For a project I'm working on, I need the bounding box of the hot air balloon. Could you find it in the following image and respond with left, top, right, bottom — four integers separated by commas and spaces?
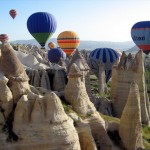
131, 21, 150, 55
48, 47, 66, 63
0, 34, 8, 43
27, 12, 57, 48
48, 42, 56, 49
57, 31, 80, 56
88, 48, 119, 82
9, 9, 17, 19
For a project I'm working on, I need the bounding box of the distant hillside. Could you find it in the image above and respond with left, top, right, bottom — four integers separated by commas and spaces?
125, 45, 139, 54
10, 38, 135, 51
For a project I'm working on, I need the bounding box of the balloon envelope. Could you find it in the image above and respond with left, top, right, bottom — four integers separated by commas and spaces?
131, 21, 150, 55
48, 48, 66, 63
0, 34, 8, 42
88, 48, 119, 82
9, 9, 17, 19
57, 31, 80, 56
27, 12, 57, 48
48, 42, 56, 49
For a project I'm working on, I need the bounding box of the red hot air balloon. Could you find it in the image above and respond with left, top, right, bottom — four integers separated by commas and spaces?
0, 34, 8, 43
131, 21, 150, 55
9, 9, 17, 19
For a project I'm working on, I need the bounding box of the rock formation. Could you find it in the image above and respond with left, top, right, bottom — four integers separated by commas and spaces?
76, 121, 97, 150
65, 63, 115, 149
111, 50, 150, 125
46, 66, 67, 91
0, 41, 148, 149
0, 92, 81, 150
119, 82, 144, 150
65, 63, 96, 115
0, 73, 13, 119
53, 69, 66, 91
67, 49, 90, 83
39, 69, 51, 90
98, 62, 107, 94
98, 97, 112, 116
0, 42, 30, 103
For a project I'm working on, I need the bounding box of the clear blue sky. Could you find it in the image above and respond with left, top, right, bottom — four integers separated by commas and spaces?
0, 0, 150, 42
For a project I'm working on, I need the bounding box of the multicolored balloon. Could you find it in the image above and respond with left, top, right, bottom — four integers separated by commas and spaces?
48, 42, 56, 49
57, 31, 80, 56
48, 47, 66, 63
88, 48, 119, 82
27, 12, 57, 48
131, 21, 150, 55
0, 34, 9, 43
9, 9, 17, 19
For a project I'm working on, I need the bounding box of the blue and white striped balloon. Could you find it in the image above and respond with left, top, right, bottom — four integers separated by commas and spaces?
88, 48, 119, 82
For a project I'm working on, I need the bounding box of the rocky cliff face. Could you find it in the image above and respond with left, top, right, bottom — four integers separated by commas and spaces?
10, 92, 81, 150
111, 50, 150, 125
0, 42, 30, 103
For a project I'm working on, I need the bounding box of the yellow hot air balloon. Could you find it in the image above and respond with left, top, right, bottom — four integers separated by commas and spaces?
48, 42, 56, 49
57, 31, 80, 56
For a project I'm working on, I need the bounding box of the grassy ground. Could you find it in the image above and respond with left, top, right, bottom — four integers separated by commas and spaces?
101, 114, 150, 149
62, 98, 150, 149
90, 74, 150, 149
142, 125, 150, 149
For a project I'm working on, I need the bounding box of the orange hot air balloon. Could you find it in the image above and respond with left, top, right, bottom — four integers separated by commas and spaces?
48, 42, 56, 49
0, 34, 8, 43
57, 31, 80, 56
9, 9, 17, 19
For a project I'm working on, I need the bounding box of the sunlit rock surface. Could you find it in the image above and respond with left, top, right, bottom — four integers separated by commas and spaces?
119, 82, 144, 150
111, 50, 150, 125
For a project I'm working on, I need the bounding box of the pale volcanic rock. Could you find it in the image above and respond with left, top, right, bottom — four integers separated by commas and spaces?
98, 97, 112, 116
85, 113, 115, 150
134, 50, 150, 125
0, 43, 27, 78
67, 49, 90, 83
119, 82, 144, 150
0, 73, 13, 119
40, 69, 51, 90
67, 49, 85, 72
14, 95, 33, 124
43, 92, 69, 123
0, 42, 30, 103
65, 63, 96, 115
111, 50, 150, 125
58, 57, 67, 71
14, 51, 39, 69
53, 70, 67, 91
12, 92, 81, 150
65, 63, 115, 149
98, 62, 107, 94
76, 121, 97, 150
32, 70, 41, 87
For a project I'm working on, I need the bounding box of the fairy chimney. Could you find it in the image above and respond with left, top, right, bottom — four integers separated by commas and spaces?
111, 50, 150, 125
65, 63, 96, 115
119, 82, 144, 150
0, 42, 30, 103
67, 49, 89, 82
